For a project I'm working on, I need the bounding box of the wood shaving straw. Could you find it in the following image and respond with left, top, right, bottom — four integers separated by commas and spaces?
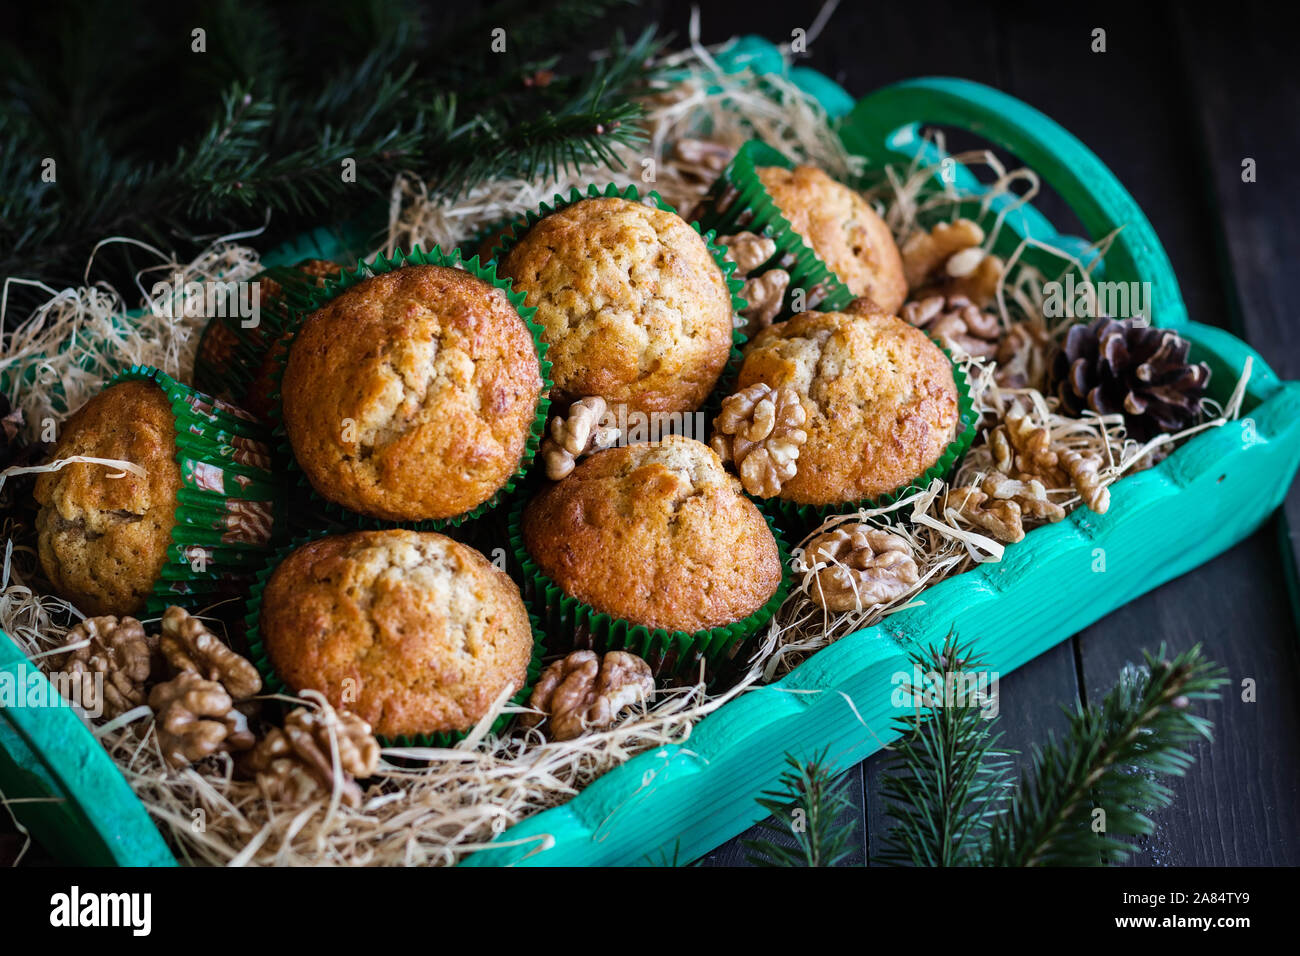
0, 30, 1252, 865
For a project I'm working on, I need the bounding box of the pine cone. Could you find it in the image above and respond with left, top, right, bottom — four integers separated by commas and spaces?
1050, 318, 1210, 440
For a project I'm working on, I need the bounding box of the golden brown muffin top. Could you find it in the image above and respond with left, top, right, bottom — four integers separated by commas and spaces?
499, 197, 734, 414
34, 380, 182, 615
757, 165, 908, 315
522, 436, 782, 633
281, 265, 543, 521
259, 530, 534, 739
737, 304, 959, 505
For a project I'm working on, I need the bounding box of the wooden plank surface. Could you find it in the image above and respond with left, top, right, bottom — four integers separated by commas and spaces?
3, 1, 1296, 869
684, 0, 1300, 867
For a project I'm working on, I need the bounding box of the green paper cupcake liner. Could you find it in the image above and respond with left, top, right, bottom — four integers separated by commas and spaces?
508, 494, 793, 684
754, 337, 979, 531
486, 182, 751, 423
693, 139, 858, 320
268, 244, 553, 532
106, 366, 283, 615
242, 531, 547, 749
191, 263, 339, 416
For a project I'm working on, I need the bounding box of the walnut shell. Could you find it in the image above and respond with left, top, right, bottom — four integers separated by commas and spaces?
160, 605, 262, 700
523, 650, 655, 741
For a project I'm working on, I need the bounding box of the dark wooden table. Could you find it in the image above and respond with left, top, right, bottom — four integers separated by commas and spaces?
685, 0, 1300, 866
3, 0, 1297, 868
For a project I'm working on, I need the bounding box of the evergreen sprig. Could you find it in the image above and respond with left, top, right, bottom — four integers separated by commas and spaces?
0, 0, 662, 297
742, 748, 858, 867
870, 638, 1224, 867
981, 645, 1226, 866
874, 632, 1014, 866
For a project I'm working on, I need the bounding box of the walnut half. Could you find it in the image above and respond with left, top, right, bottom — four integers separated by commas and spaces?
242, 706, 380, 808
711, 383, 808, 497
541, 396, 621, 480
991, 402, 1110, 514
804, 524, 920, 611
54, 615, 161, 719
160, 605, 262, 700
902, 294, 1000, 360
949, 471, 1067, 544
900, 217, 1004, 307
523, 650, 655, 741
149, 672, 255, 768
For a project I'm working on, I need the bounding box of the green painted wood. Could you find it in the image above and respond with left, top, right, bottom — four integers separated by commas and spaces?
462, 76, 1300, 866
464, 352, 1300, 866
838, 77, 1189, 330
0, 638, 176, 866
3, 40, 1298, 869
0, 34, 856, 869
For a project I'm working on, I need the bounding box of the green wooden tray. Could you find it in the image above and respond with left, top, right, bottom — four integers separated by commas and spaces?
2, 36, 1298, 868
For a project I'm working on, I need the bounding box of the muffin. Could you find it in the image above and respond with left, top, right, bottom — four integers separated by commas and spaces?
756, 165, 907, 314
35, 380, 182, 616
35, 370, 279, 615
521, 436, 781, 634
257, 530, 535, 739
734, 302, 960, 506
193, 258, 341, 416
281, 263, 544, 522
498, 196, 734, 414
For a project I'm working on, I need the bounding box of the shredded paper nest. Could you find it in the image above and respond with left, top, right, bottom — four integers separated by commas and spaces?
0, 29, 1248, 866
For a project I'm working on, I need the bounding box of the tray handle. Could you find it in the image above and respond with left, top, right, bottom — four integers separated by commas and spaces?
838, 77, 1190, 329
0, 633, 175, 866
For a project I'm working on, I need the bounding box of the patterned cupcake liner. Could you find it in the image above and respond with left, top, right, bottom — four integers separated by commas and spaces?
191, 263, 337, 413
268, 245, 553, 531
486, 182, 751, 422
508, 494, 793, 684
242, 531, 546, 749
755, 337, 979, 532
693, 139, 858, 320
106, 366, 283, 614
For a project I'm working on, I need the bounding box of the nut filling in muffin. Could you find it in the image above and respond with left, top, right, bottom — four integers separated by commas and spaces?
733, 303, 960, 506
757, 165, 908, 315
35, 380, 183, 616
258, 530, 535, 740
281, 264, 544, 522
499, 196, 734, 415
522, 436, 782, 634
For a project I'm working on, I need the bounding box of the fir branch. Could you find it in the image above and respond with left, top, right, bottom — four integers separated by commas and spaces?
873, 632, 1013, 867
981, 645, 1226, 867
0, 0, 661, 295
415, 26, 663, 198
743, 749, 857, 867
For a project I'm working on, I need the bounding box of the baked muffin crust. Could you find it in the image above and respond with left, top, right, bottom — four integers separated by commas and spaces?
35, 380, 182, 615
281, 264, 543, 521
737, 304, 959, 505
260, 530, 534, 739
522, 436, 781, 633
757, 165, 907, 314
499, 197, 734, 414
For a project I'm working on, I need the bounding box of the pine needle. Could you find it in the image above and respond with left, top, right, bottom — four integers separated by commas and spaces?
981, 644, 1226, 867
873, 632, 1013, 866
743, 749, 858, 867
